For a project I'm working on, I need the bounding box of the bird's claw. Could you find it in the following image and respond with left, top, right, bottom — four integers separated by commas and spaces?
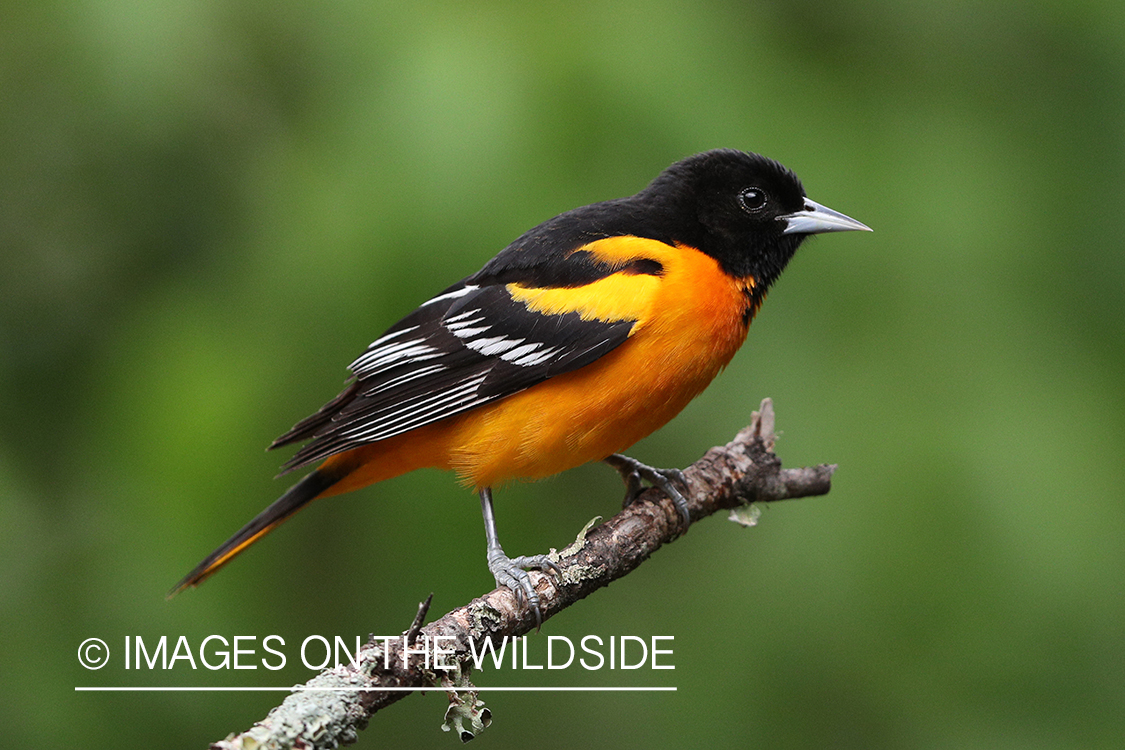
618, 469, 647, 505
486, 549, 559, 628
604, 454, 691, 528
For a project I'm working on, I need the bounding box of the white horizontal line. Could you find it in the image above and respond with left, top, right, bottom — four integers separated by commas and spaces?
75, 686, 676, 692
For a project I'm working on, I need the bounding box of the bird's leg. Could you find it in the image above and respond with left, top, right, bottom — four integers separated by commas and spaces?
479, 487, 560, 628
603, 453, 691, 527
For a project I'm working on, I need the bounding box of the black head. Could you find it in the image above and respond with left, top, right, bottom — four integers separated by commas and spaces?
476, 149, 868, 293
638, 149, 869, 290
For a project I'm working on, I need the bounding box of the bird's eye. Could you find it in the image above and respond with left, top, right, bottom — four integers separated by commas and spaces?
739, 187, 767, 212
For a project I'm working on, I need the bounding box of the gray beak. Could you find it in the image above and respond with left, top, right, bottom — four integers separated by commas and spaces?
781, 198, 871, 235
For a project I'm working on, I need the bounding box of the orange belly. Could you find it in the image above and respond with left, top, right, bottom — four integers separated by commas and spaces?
320, 246, 753, 495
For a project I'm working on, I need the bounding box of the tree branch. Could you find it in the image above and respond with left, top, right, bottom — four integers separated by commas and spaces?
209, 398, 835, 749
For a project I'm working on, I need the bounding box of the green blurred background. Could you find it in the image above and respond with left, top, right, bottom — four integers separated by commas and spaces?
3, 0, 1124, 747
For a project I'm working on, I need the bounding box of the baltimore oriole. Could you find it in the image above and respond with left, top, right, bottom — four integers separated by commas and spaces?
171, 149, 869, 622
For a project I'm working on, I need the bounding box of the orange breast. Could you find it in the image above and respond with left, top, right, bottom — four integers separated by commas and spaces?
320, 242, 754, 496
445, 244, 752, 487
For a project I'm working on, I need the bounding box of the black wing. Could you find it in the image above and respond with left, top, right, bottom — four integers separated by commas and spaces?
271, 277, 637, 471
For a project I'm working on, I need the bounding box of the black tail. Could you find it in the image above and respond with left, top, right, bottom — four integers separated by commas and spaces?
168, 470, 338, 597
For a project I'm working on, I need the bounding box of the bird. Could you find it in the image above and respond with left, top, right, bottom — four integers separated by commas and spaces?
170, 148, 870, 623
